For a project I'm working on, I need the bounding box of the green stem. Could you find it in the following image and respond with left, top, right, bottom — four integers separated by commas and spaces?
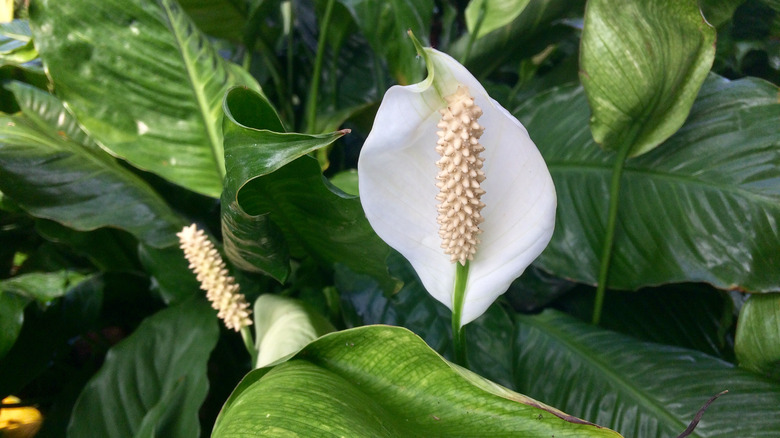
451, 261, 470, 367
461, 2, 486, 64
304, 0, 335, 134
240, 325, 258, 367
592, 141, 632, 325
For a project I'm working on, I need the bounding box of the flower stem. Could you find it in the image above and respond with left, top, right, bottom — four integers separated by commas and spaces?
461, 1, 486, 64
304, 0, 335, 134
592, 141, 632, 325
452, 261, 470, 367
240, 325, 258, 367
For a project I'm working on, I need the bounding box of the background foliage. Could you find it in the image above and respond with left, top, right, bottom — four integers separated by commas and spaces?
0, 0, 778, 437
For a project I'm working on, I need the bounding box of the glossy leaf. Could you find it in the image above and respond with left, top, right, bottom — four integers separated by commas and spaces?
212, 325, 621, 437
337, 0, 433, 85
221, 87, 396, 293
514, 76, 780, 292
0, 83, 184, 248
0, 270, 85, 305
735, 293, 780, 379
68, 299, 219, 438
29, 0, 260, 197
699, 0, 745, 28
465, 0, 531, 39
514, 310, 780, 437
252, 294, 334, 368
580, 0, 716, 156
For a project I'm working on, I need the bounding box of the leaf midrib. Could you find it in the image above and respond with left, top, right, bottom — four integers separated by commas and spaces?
158, 0, 224, 178
547, 161, 780, 205
520, 313, 695, 437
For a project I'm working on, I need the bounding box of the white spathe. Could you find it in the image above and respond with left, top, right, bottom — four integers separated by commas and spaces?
358, 48, 556, 326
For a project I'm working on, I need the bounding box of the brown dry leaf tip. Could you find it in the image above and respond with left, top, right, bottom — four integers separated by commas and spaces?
177, 224, 252, 331
435, 85, 486, 266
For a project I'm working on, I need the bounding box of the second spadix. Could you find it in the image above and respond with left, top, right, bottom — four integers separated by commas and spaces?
358, 45, 556, 327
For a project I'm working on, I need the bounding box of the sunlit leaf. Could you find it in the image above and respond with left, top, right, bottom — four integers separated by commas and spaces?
735, 293, 780, 380
212, 325, 621, 437
581, 0, 716, 155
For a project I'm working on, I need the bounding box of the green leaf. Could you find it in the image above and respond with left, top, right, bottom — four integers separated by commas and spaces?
580, 0, 716, 156
68, 299, 219, 438
0, 290, 26, 359
29, 0, 260, 198
212, 325, 621, 437
0, 20, 37, 65
222, 87, 397, 293
514, 310, 780, 437
735, 293, 780, 380
0, 270, 85, 305
514, 76, 780, 292
465, 0, 531, 39
0, 83, 184, 248
252, 294, 334, 368
337, 0, 433, 85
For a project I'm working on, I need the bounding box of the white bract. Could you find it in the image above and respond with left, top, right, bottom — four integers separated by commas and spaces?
358, 48, 556, 326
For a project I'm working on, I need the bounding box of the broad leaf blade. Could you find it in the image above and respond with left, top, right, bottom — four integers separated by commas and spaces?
514, 76, 780, 292
29, 0, 260, 197
222, 87, 396, 292
0, 84, 183, 248
515, 310, 780, 437
213, 325, 621, 437
580, 0, 716, 156
68, 299, 219, 438
735, 293, 780, 379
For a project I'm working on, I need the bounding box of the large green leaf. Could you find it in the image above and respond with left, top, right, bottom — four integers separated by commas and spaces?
514, 310, 780, 437
221, 87, 396, 292
735, 293, 780, 379
580, 0, 716, 156
0, 82, 184, 248
337, 0, 433, 85
212, 325, 621, 437
68, 299, 219, 438
29, 0, 260, 198
465, 0, 531, 39
514, 76, 780, 292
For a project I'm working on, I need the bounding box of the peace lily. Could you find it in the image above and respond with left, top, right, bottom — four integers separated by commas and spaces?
358, 42, 556, 334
